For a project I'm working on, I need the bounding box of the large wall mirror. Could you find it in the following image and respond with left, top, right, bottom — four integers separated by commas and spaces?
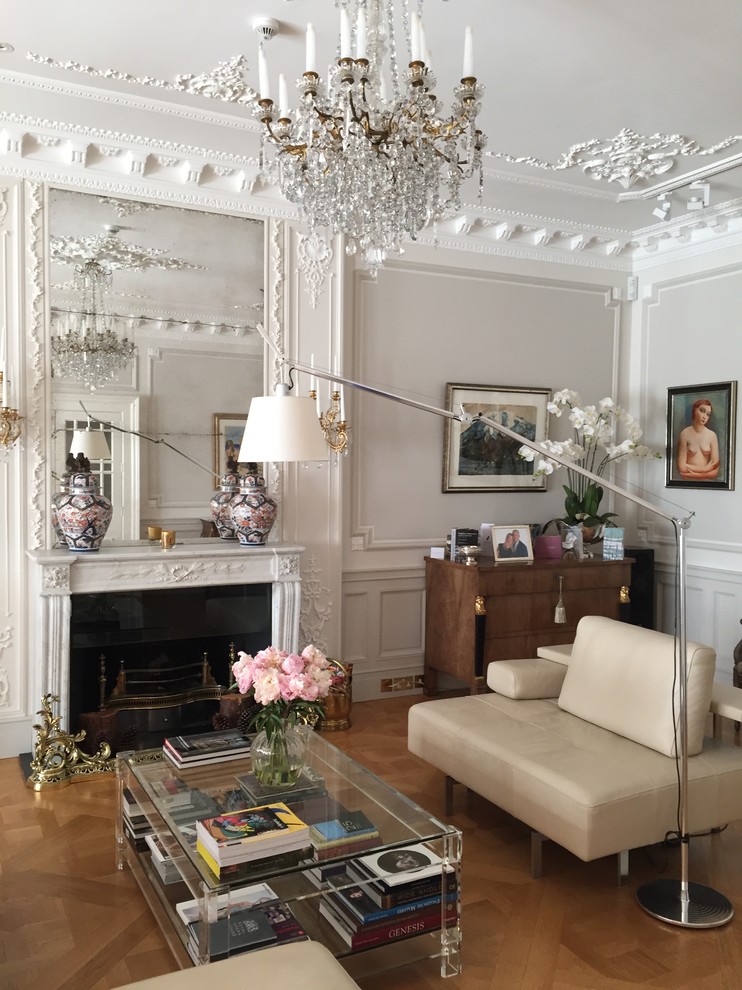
48, 188, 266, 545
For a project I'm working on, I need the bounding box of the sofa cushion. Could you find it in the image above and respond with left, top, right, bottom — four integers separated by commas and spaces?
557, 616, 715, 758
487, 658, 568, 699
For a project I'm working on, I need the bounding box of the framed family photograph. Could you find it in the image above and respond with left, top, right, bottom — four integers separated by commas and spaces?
666, 382, 737, 490
442, 383, 550, 493
491, 524, 534, 562
212, 412, 260, 478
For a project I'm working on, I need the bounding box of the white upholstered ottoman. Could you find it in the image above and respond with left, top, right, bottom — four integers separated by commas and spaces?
115, 941, 360, 989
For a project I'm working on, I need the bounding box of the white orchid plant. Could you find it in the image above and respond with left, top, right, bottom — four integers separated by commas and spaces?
519, 389, 661, 527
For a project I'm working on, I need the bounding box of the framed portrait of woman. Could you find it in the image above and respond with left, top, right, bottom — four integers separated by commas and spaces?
666, 382, 737, 490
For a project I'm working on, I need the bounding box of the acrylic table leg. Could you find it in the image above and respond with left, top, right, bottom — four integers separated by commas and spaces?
115, 752, 129, 870
440, 828, 462, 977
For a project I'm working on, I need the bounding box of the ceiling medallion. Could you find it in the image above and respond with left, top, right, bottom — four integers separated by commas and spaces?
489, 127, 742, 190
26, 52, 258, 106
50, 227, 205, 272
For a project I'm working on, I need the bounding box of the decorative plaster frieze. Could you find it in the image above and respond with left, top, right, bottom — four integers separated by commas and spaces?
297, 231, 333, 309
50, 230, 205, 272
97, 196, 162, 217
0, 665, 8, 706
26, 52, 259, 108
300, 555, 331, 654
0, 625, 10, 656
27, 182, 46, 551
489, 128, 742, 190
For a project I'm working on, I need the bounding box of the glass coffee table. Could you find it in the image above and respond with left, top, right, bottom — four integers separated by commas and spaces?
117, 730, 461, 977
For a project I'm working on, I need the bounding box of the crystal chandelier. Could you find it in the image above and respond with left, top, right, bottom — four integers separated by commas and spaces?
255, 1, 486, 270
51, 259, 136, 391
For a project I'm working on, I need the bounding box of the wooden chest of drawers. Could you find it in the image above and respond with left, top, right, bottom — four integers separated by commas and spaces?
423, 555, 633, 694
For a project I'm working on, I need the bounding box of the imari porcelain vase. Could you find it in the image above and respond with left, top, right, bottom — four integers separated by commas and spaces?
50, 474, 71, 547
209, 472, 240, 540
54, 472, 113, 552
230, 474, 278, 546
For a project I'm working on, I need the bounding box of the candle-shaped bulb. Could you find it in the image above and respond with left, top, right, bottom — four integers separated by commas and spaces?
278, 73, 289, 116
258, 46, 271, 100
463, 25, 474, 77
410, 12, 421, 62
418, 18, 428, 65
356, 7, 367, 59
339, 386, 346, 422
306, 23, 316, 73
340, 8, 351, 58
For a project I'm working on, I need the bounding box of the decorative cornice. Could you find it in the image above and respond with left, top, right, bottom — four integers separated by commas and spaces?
26, 52, 259, 108
488, 128, 742, 190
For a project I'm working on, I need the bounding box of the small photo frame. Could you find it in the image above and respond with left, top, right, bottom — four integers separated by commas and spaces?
492, 525, 533, 562
666, 382, 737, 490
212, 412, 260, 478
442, 383, 550, 493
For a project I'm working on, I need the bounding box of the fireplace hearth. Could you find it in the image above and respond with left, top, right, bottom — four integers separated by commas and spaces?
28, 541, 304, 747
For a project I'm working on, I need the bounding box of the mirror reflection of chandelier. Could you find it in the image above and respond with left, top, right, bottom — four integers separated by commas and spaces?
256, 0, 486, 271
51, 259, 136, 391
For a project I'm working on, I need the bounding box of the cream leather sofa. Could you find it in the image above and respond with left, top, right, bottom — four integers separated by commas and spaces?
115, 941, 360, 989
408, 615, 742, 878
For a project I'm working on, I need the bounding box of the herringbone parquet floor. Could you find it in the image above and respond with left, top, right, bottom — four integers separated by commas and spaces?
1, 696, 741, 990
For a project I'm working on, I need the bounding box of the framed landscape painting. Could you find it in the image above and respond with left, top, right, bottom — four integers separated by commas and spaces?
212, 412, 260, 477
442, 383, 550, 492
665, 382, 736, 490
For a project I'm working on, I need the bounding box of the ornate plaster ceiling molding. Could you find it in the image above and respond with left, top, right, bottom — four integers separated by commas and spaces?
26, 52, 259, 107
488, 128, 742, 190
97, 196, 162, 218
50, 229, 205, 271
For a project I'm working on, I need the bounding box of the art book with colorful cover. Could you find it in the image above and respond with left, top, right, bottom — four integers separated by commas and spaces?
196, 803, 311, 874
353, 843, 445, 887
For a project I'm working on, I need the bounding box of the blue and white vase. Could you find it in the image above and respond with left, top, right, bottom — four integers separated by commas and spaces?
55, 472, 113, 552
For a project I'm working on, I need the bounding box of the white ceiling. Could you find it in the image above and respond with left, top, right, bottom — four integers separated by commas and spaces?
3, 0, 742, 244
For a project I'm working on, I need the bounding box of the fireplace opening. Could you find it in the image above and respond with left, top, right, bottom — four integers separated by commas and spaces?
69, 582, 271, 751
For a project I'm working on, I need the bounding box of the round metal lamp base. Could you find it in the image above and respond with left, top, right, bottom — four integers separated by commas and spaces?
637, 879, 734, 928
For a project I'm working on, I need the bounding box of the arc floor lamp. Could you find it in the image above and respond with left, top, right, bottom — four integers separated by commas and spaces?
245, 335, 733, 929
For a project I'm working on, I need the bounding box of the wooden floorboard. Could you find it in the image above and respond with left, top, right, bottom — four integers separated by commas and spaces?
1, 696, 741, 989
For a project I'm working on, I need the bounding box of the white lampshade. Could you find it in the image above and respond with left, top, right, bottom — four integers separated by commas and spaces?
239, 389, 328, 462
69, 429, 111, 460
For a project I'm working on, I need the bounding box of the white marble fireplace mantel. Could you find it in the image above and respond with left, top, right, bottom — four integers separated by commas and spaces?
27, 540, 304, 725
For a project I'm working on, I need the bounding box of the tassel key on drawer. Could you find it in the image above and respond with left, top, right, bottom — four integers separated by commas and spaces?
554, 575, 567, 624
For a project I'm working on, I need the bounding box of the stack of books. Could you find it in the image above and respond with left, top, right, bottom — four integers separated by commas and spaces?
309, 806, 380, 861
319, 843, 457, 951
235, 765, 326, 806
163, 729, 252, 769
195, 802, 311, 878
145, 832, 182, 885
177, 881, 308, 964
122, 787, 153, 851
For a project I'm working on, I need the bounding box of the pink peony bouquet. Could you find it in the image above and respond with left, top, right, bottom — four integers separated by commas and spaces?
231, 644, 332, 738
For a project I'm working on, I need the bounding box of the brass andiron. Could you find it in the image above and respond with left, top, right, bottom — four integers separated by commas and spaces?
26, 693, 114, 790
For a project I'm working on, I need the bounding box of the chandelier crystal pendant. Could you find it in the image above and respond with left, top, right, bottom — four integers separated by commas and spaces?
51, 259, 136, 391
255, 1, 486, 271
